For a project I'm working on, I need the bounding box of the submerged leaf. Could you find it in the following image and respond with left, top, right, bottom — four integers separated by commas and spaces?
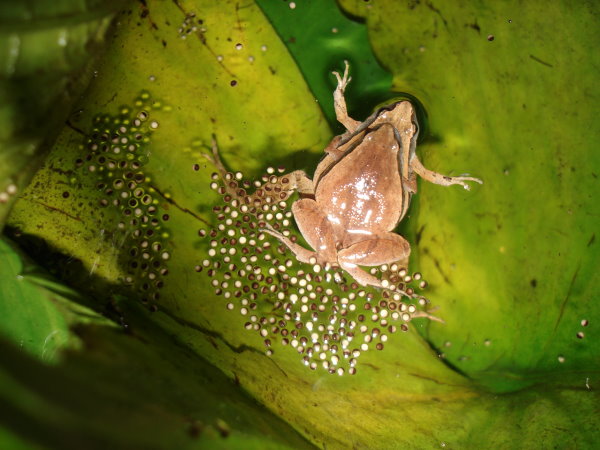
256, 0, 392, 129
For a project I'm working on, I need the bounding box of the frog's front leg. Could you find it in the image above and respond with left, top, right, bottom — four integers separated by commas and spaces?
332, 61, 360, 133
410, 155, 483, 190
337, 232, 411, 287
203, 134, 315, 198
202, 134, 229, 179
262, 198, 338, 265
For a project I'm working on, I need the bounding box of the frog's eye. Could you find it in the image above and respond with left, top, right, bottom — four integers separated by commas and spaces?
371, 96, 410, 113
373, 94, 429, 140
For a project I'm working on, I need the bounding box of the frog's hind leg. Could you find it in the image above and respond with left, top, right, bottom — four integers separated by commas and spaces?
337, 232, 411, 287
201, 134, 229, 179
410, 155, 483, 190
336, 262, 383, 288
291, 199, 338, 263
333, 60, 360, 133
262, 225, 316, 264
261, 198, 338, 266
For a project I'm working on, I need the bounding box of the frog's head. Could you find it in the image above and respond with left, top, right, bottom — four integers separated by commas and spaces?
374, 101, 418, 137
336, 100, 419, 151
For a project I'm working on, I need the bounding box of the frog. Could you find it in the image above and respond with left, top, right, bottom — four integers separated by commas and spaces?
261, 61, 482, 288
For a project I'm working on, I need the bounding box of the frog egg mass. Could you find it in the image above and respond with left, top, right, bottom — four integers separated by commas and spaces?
72, 91, 172, 309
197, 167, 434, 375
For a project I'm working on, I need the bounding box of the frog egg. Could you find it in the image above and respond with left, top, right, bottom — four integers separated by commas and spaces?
70, 92, 171, 309
197, 164, 434, 375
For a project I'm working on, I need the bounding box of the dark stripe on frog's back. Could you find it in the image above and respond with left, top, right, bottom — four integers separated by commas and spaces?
315, 125, 404, 231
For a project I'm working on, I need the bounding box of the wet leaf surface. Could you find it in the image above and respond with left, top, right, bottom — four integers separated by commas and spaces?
0, 0, 120, 227
2, 0, 599, 448
337, 0, 600, 392
0, 237, 109, 363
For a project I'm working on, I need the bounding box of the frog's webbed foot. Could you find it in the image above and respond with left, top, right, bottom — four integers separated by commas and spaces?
203, 134, 314, 203
338, 262, 384, 288
332, 60, 360, 132
286, 170, 315, 196
411, 155, 483, 190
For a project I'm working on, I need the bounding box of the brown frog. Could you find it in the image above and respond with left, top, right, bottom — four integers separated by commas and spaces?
263, 61, 482, 288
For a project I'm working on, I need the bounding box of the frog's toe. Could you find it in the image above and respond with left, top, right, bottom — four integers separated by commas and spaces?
457, 176, 484, 189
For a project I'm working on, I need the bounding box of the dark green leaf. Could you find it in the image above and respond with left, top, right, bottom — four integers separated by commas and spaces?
0, 0, 121, 227
0, 320, 313, 449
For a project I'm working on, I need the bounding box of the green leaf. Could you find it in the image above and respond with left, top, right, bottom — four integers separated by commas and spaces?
0, 236, 112, 363
3, 0, 599, 448
337, 0, 600, 391
0, 320, 313, 449
0, 0, 121, 227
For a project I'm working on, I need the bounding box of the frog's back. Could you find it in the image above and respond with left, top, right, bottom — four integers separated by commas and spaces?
316, 125, 404, 233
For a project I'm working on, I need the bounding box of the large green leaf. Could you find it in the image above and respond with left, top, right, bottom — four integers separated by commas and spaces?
337, 0, 599, 391
2, 0, 599, 448
0, 0, 121, 227
0, 315, 312, 449
0, 236, 113, 363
